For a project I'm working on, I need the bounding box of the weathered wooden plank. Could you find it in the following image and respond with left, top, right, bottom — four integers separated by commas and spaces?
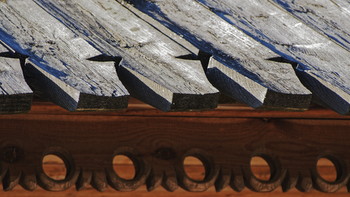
272, 0, 350, 51
34, 0, 219, 111
0, 0, 129, 111
118, 1, 201, 56
0, 42, 32, 113
196, 0, 350, 114
123, 0, 312, 110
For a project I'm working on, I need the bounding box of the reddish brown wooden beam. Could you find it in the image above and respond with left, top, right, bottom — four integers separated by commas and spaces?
1, 187, 349, 197
0, 102, 349, 193
27, 99, 350, 119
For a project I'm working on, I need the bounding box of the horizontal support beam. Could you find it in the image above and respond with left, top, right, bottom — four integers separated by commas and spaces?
0, 101, 349, 193
1, 185, 349, 196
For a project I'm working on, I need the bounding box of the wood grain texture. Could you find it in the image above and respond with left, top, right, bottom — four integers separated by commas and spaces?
27, 99, 350, 119
3, 153, 345, 196
1, 187, 349, 197
22, 156, 338, 195
0, 102, 349, 193
34, 0, 219, 112
196, 0, 350, 114
272, 0, 350, 51
0, 0, 129, 111
122, 0, 312, 110
0, 42, 32, 114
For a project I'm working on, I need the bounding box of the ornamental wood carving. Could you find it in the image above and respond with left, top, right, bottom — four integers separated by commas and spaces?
0, 102, 349, 193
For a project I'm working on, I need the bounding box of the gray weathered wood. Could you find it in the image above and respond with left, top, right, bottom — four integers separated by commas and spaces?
120, 1, 202, 57
0, 41, 32, 113
197, 0, 350, 114
34, 0, 219, 111
124, 0, 312, 110
0, 0, 129, 111
271, 0, 350, 51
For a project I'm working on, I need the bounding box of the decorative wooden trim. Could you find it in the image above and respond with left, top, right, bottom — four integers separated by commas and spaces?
0, 101, 349, 193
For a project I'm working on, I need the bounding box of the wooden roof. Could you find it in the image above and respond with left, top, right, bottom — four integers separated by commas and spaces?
1, 0, 350, 114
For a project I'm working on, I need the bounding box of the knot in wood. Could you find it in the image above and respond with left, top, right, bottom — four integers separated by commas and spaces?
1, 146, 23, 163
153, 147, 176, 160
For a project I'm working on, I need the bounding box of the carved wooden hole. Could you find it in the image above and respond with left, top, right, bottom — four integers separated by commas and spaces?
317, 157, 338, 182
113, 154, 136, 180
250, 156, 271, 181
183, 156, 206, 181
42, 154, 67, 181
